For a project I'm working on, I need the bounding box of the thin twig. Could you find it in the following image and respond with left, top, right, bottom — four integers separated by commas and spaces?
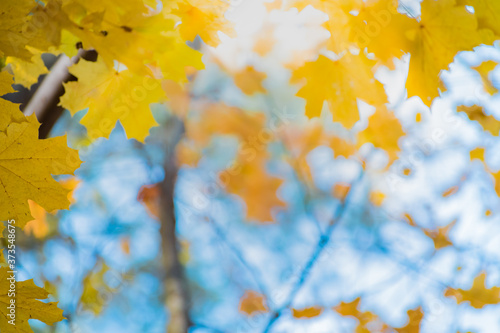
262, 167, 367, 333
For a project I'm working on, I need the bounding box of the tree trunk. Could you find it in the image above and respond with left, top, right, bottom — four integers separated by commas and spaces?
159, 117, 191, 333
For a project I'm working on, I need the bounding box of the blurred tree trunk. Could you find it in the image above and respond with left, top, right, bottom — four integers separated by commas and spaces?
159, 117, 191, 333
16, 52, 192, 332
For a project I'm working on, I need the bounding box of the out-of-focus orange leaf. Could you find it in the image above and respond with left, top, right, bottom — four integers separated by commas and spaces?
395, 307, 423, 333
458, 105, 500, 136
281, 121, 356, 184
24, 200, 49, 239
472, 60, 498, 95
239, 291, 268, 316
403, 213, 417, 227
442, 186, 459, 198
24, 177, 79, 239
292, 306, 323, 319
470, 147, 485, 162
121, 237, 130, 255
334, 298, 387, 332
415, 113, 422, 123
162, 80, 190, 117
332, 183, 351, 201
370, 191, 385, 207
358, 106, 405, 165
253, 25, 276, 56
265, 0, 282, 12
445, 272, 500, 309
176, 141, 201, 167
423, 219, 456, 250
233, 66, 267, 95
137, 184, 161, 219
225, 156, 285, 222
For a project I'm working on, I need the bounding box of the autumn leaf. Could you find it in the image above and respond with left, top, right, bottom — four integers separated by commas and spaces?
291, 53, 386, 128
233, 66, 267, 95
370, 191, 386, 207
0, 0, 53, 60
334, 297, 386, 332
137, 184, 161, 219
458, 0, 500, 38
365, 0, 493, 106
472, 60, 498, 95
0, 115, 81, 228
333, 183, 351, 201
281, 120, 356, 185
395, 307, 424, 333
470, 147, 485, 162
442, 186, 459, 198
24, 177, 79, 239
80, 262, 111, 315
239, 290, 268, 316
445, 272, 500, 308
0, 76, 26, 130
24, 200, 49, 239
458, 105, 500, 136
225, 156, 286, 222
289, 0, 358, 54
6, 48, 49, 88
172, 0, 235, 47
423, 220, 456, 250
357, 106, 405, 165
61, 56, 165, 142
0, 267, 65, 332
292, 306, 323, 319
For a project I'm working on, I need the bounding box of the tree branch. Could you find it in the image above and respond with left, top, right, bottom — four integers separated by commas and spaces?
262, 168, 366, 333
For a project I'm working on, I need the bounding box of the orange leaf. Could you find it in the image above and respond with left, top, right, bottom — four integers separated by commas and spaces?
239, 291, 268, 316
137, 184, 161, 219
442, 186, 459, 198
292, 306, 323, 319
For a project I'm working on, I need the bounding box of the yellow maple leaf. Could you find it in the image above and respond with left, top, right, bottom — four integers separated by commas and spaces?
288, 0, 359, 54
239, 290, 268, 316
292, 306, 323, 319
172, 0, 235, 47
458, 105, 500, 136
0, 0, 53, 60
404, 0, 493, 106
24, 200, 49, 239
0, 267, 65, 332
0, 114, 81, 228
472, 60, 498, 95
349, 0, 411, 69
24, 177, 79, 239
291, 53, 386, 128
6, 48, 49, 88
233, 66, 267, 95
445, 272, 500, 308
61, 57, 165, 142
458, 0, 500, 38
36, 0, 204, 79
